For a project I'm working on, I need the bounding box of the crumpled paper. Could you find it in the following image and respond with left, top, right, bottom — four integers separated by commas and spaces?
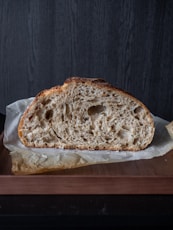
3, 97, 173, 175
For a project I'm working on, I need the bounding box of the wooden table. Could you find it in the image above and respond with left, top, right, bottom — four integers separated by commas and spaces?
1, 132, 173, 194
0, 116, 173, 227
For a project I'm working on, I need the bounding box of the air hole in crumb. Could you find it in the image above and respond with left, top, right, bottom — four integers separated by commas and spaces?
117, 130, 129, 140
28, 115, 33, 121
122, 125, 130, 131
65, 104, 72, 119
42, 99, 51, 105
133, 138, 138, 145
45, 109, 53, 120
134, 106, 143, 114
65, 104, 70, 115
105, 136, 111, 141
88, 105, 105, 116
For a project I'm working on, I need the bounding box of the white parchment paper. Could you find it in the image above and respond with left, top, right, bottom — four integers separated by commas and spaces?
3, 98, 173, 174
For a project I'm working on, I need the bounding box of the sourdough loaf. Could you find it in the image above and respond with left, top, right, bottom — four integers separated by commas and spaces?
166, 121, 173, 139
18, 77, 155, 151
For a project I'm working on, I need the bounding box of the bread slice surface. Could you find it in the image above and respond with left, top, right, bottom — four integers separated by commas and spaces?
18, 77, 155, 151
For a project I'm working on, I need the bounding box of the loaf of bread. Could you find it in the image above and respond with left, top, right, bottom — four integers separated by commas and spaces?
166, 121, 173, 139
18, 77, 155, 151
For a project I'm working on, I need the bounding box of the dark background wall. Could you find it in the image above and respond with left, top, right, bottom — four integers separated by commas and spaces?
0, 0, 173, 121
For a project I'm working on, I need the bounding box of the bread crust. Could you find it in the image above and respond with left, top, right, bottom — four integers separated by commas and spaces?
18, 76, 155, 151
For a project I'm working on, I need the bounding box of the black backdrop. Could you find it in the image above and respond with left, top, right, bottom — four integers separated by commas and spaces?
0, 0, 173, 121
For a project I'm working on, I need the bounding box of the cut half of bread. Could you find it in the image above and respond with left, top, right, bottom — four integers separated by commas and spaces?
18, 77, 155, 151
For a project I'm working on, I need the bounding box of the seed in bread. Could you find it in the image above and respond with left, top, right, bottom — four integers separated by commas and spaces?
18, 77, 155, 151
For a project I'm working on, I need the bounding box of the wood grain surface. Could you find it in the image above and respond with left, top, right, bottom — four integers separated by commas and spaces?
0, 0, 173, 121
1, 132, 173, 194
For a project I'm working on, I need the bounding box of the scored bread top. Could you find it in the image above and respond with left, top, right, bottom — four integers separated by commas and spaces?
18, 77, 155, 151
